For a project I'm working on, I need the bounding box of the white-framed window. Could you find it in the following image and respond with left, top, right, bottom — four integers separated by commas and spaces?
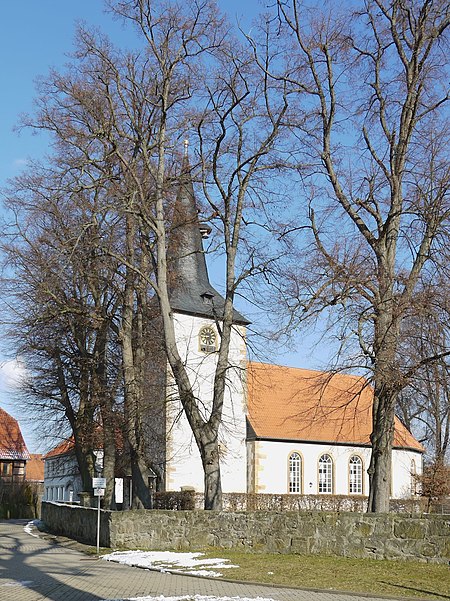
288, 452, 302, 493
318, 454, 333, 494
349, 455, 363, 495
198, 325, 217, 353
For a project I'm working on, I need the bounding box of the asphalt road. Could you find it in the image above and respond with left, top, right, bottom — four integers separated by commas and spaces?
0, 519, 410, 601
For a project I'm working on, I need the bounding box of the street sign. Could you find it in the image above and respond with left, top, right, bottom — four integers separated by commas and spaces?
92, 477, 106, 489
92, 479, 107, 555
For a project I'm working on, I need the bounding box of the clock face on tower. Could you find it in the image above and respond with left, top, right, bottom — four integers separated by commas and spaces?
199, 326, 217, 353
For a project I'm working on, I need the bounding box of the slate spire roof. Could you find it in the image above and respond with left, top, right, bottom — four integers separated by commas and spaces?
167, 153, 249, 325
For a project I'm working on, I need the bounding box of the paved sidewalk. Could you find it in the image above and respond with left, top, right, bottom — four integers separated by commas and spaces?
0, 520, 410, 601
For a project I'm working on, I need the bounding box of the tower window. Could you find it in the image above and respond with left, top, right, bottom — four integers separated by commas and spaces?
410, 459, 417, 496
199, 326, 217, 353
201, 292, 214, 305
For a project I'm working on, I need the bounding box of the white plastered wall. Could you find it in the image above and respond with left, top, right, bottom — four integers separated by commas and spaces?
44, 449, 124, 503
392, 447, 423, 498
165, 312, 248, 493
249, 439, 423, 498
44, 454, 82, 502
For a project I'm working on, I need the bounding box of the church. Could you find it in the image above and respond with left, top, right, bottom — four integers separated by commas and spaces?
157, 158, 423, 501
43, 158, 423, 504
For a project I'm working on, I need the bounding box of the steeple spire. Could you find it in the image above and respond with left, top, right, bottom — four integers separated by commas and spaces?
168, 149, 210, 296
167, 150, 248, 324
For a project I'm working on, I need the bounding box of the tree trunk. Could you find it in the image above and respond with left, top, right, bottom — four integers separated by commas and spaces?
121, 206, 153, 509
91, 323, 117, 510
130, 451, 152, 509
102, 411, 117, 509
102, 450, 116, 509
74, 444, 96, 493
201, 437, 222, 510
367, 274, 400, 513
367, 388, 396, 513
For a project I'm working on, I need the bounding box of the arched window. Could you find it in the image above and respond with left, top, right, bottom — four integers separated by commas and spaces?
288, 452, 302, 493
318, 454, 333, 494
410, 459, 417, 496
349, 455, 363, 495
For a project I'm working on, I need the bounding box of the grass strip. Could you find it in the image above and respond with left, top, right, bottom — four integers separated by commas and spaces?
202, 551, 450, 600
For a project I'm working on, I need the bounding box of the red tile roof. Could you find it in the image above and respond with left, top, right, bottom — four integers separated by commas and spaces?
0, 407, 30, 460
44, 438, 75, 459
26, 453, 45, 481
45, 423, 125, 459
44, 363, 423, 460
247, 362, 423, 452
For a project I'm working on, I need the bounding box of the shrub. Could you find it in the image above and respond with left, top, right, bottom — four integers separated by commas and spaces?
153, 490, 195, 510
0, 482, 41, 519
416, 461, 450, 511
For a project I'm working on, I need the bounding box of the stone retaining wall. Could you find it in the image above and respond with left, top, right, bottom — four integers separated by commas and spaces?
41, 502, 449, 563
41, 502, 112, 547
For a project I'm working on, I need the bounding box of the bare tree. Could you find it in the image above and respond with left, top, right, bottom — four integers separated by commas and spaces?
397, 282, 450, 463
170, 31, 290, 509
1, 165, 123, 508
416, 460, 450, 510
4, 0, 289, 510
272, 0, 450, 511
110, 0, 289, 509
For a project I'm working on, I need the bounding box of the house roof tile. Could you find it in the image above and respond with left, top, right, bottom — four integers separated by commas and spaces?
0, 407, 30, 460
26, 453, 45, 481
44, 438, 75, 459
44, 425, 124, 459
247, 362, 423, 452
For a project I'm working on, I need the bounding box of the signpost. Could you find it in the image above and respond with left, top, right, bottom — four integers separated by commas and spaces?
93, 478, 106, 554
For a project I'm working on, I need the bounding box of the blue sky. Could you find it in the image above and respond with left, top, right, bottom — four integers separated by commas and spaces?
0, 1, 332, 452
0, 0, 256, 185
1, 2, 112, 184
0, 2, 132, 451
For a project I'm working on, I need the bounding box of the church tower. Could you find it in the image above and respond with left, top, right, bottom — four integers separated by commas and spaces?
163, 147, 249, 495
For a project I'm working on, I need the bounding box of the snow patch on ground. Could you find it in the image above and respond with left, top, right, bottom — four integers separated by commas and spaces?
23, 520, 44, 538
102, 551, 238, 578
19, 530, 279, 601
